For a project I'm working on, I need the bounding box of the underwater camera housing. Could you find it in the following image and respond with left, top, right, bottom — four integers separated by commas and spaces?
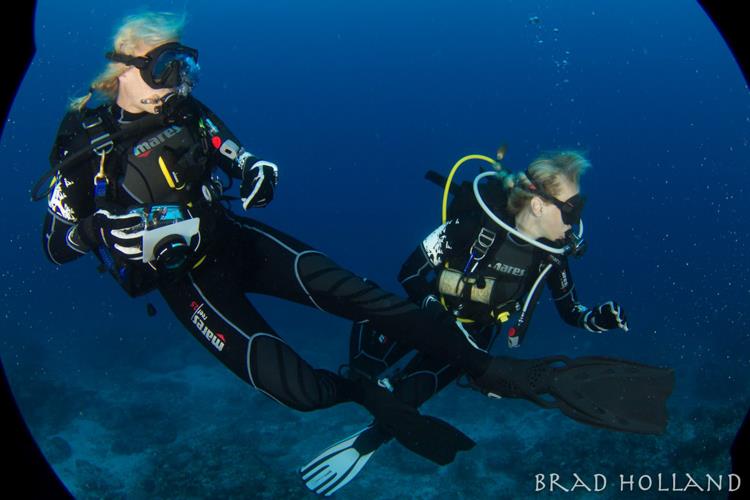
131, 205, 200, 271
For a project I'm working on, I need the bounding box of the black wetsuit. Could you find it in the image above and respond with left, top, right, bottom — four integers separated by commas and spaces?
41, 96, 493, 413
349, 214, 596, 409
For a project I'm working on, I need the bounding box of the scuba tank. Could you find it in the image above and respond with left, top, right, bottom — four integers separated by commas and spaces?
437, 268, 496, 305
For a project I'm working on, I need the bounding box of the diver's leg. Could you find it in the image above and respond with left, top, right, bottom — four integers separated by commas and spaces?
343, 324, 495, 453
300, 324, 494, 493
391, 324, 496, 407
210, 214, 475, 464
220, 214, 489, 378
347, 318, 414, 381
159, 266, 352, 412
294, 253, 491, 376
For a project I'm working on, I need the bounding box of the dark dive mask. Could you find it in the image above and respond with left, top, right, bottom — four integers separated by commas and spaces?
548, 193, 586, 226
524, 172, 586, 226
106, 42, 199, 92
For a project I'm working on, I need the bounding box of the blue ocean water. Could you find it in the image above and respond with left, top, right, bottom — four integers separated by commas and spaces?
1, 1, 748, 498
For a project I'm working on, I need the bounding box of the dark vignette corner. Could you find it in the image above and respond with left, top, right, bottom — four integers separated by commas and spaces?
1, 1, 73, 498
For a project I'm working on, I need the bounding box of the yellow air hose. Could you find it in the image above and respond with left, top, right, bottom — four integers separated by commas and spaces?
441, 154, 497, 224
439, 153, 501, 323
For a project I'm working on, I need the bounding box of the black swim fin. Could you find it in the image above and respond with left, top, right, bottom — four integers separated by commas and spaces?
475, 356, 675, 435
355, 378, 475, 465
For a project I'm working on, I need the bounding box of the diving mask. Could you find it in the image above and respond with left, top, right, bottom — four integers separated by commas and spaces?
106, 42, 200, 94
524, 170, 586, 225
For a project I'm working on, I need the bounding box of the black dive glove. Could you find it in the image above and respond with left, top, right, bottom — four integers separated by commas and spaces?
240, 160, 279, 209
78, 209, 145, 261
583, 301, 629, 332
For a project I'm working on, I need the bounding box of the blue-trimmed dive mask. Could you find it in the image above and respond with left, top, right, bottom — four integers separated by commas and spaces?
106, 42, 200, 95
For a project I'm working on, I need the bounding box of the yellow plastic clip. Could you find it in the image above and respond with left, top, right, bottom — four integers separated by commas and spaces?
192, 254, 207, 269
496, 311, 511, 323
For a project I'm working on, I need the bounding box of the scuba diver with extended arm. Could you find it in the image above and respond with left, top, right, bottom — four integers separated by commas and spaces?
300, 151, 672, 496
35, 12, 672, 487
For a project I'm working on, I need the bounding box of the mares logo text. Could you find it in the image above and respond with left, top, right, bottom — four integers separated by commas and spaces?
190, 301, 226, 352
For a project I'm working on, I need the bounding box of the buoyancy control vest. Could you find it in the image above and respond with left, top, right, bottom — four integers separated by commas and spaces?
46, 97, 219, 296
425, 161, 550, 347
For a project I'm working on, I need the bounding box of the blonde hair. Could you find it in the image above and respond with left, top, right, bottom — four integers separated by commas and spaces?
68, 11, 187, 111
498, 150, 591, 215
